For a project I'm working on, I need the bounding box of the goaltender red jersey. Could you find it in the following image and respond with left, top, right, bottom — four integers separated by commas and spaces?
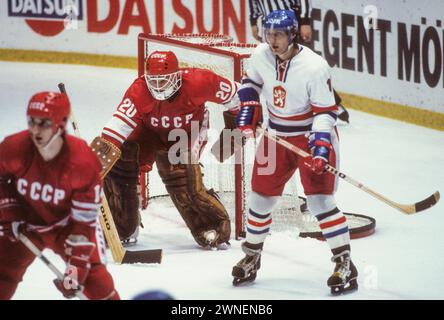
102, 68, 238, 146
0, 131, 102, 232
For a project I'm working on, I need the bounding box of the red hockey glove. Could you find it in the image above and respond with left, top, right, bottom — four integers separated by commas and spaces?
0, 221, 24, 242
54, 234, 96, 299
0, 175, 26, 241
308, 132, 332, 175
236, 102, 262, 138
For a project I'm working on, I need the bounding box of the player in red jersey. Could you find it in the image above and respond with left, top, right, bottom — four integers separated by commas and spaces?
0, 92, 119, 300
100, 51, 239, 248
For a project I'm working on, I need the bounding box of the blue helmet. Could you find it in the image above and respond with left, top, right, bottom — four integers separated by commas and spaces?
263, 10, 298, 37
132, 290, 174, 300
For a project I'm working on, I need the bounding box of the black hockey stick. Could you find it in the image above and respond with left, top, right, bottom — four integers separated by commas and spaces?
261, 129, 440, 215
58, 83, 162, 264
17, 232, 87, 300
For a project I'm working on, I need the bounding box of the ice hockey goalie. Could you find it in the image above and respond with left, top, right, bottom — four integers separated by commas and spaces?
99, 51, 240, 248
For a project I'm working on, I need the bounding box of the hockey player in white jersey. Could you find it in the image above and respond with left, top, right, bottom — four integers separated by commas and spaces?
231, 10, 358, 295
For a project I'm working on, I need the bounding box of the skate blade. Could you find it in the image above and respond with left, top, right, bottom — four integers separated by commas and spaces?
330, 279, 358, 296
232, 267, 257, 287
232, 273, 257, 287
121, 239, 138, 247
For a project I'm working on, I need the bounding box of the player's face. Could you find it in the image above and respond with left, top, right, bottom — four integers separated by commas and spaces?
28, 116, 55, 148
265, 29, 291, 55
146, 77, 169, 91
145, 71, 182, 100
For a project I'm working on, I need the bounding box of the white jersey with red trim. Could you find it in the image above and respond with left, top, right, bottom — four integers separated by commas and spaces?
243, 43, 337, 136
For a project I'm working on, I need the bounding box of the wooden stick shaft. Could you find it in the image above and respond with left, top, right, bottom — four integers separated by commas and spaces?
58, 83, 125, 263
18, 232, 87, 300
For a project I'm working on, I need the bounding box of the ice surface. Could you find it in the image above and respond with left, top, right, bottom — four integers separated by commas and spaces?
1, 61, 443, 300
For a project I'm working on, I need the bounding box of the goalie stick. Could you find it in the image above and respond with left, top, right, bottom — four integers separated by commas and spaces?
261, 129, 440, 215
58, 83, 162, 264
17, 232, 88, 300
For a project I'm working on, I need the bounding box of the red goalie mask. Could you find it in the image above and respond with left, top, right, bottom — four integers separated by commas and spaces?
145, 51, 182, 101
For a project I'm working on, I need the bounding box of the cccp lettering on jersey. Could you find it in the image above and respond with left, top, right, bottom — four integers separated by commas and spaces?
16, 178, 65, 205
150, 114, 194, 128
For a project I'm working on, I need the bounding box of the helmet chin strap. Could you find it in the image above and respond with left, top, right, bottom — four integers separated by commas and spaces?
268, 31, 297, 60
42, 128, 63, 152
275, 42, 297, 61
283, 42, 295, 56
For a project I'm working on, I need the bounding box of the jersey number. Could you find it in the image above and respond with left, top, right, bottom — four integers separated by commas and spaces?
118, 98, 137, 118
215, 82, 232, 101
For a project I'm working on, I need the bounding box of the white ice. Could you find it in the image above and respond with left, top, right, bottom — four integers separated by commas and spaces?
1, 61, 443, 300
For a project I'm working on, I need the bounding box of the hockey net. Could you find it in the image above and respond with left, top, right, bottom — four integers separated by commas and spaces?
137, 33, 375, 241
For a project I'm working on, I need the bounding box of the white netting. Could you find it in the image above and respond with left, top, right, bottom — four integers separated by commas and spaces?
140, 34, 303, 237
154, 33, 234, 45
140, 34, 253, 79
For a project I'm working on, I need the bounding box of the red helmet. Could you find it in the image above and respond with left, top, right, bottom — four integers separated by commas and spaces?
27, 92, 70, 131
144, 51, 182, 100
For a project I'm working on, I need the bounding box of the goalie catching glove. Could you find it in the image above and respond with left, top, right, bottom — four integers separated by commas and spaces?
211, 109, 243, 163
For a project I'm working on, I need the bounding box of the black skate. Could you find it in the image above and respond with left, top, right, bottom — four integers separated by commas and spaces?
327, 251, 358, 295
121, 226, 139, 247
232, 242, 262, 287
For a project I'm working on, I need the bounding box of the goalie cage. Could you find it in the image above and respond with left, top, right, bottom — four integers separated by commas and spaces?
137, 33, 375, 241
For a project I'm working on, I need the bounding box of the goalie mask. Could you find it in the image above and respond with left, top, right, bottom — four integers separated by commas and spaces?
26, 91, 71, 133
145, 51, 182, 101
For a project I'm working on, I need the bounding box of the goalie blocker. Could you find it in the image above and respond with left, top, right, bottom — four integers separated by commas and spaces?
89, 136, 121, 178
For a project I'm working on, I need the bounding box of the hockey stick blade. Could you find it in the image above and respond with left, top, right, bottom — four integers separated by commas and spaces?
328, 166, 441, 215
121, 249, 163, 264
399, 191, 440, 214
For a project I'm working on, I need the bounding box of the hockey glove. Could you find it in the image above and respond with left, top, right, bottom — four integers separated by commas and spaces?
308, 132, 332, 175
236, 101, 262, 138
54, 234, 96, 299
0, 221, 23, 242
0, 175, 25, 241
